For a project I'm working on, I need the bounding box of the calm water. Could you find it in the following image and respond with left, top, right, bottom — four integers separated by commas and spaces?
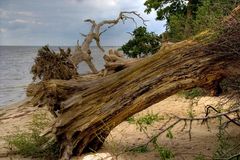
0, 46, 118, 107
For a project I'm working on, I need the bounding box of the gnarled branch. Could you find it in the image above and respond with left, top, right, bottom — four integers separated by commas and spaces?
70, 11, 147, 73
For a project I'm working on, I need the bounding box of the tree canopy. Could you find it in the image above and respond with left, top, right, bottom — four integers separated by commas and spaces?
121, 26, 161, 58
144, 0, 238, 41
144, 0, 201, 21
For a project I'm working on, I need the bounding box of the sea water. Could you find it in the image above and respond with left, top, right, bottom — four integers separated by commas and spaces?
0, 46, 118, 106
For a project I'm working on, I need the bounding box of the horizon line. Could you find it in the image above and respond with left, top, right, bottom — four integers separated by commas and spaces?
0, 45, 121, 47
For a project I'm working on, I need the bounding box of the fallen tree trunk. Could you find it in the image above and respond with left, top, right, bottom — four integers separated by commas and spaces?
31, 9, 240, 160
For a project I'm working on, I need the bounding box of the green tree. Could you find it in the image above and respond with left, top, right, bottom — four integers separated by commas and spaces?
193, 0, 239, 34
144, 0, 238, 41
144, 0, 188, 21
167, 13, 187, 41
121, 26, 161, 58
144, 0, 201, 41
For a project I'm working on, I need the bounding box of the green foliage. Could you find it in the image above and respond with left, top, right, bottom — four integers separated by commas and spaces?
153, 141, 174, 160
213, 117, 240, 159
178, 87, 207, 99
187, 108, 196, 118
129, 145, 149, 153
121, 26, 161, 58
126, 116, 135, 124
168, 13, 189, 41
194, 153, 206, 160
144, 0, 201, 41
144, 0, 237, 41
166, 129, 173, 139
193, 0, 237, 34
136, 113, 163, 126
144, 0, 200, 21
126, 112, 164, 132
149, 126, 174, 159
5, 113, 59, 159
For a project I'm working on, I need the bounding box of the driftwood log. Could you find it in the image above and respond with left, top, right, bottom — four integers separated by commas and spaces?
29, 7, 240, 160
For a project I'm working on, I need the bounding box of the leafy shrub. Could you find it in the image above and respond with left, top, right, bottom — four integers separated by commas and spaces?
179, 87, 207, 99
126, 116, 135, 124
213, 117, 240, 159
127, 112, 164, 132
152, 138, 174, 160
129, 145, 149, 153
121, 26, 161, 58
136, 113, 163, 126
5, 113, 59, 159
194, 153, 206, 160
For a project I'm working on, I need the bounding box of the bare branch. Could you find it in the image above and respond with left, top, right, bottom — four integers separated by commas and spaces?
127, 32, 133, 36
99, 28, 108, 36
84, 19, 96, 24
176, 107, 240, 122
84, 19, 97, 33
121, 11, 148, 26
123, 15, 138, 27
145, 106, 240, 146
98, 11, 147, 31
80, 33, 87, 37
203, 105, 240, 126
94, 36, 105, 53
72, 11, 148, 73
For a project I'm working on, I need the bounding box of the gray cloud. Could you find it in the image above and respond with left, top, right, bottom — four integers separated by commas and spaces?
0, 28, 7, 33
0, 0, 165, 46
8, 19, 42, 25
0, 8, 34, 19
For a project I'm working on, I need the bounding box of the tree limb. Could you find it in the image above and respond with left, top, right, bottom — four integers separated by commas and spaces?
71, 11, 147, 73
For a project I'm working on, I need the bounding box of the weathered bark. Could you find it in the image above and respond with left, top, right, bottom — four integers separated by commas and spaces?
70, 41, 98, 73
102, 49, 139, 75
30, 8, 240, 160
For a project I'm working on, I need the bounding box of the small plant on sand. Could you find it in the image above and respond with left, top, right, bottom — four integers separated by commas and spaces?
127, 112, 174, 158
187, 108, 196, 119
136, 112, 163, 125
156, 146, 174, 160
129, 145, 149, 153
166, 129, 174, 139
213, 116, 240, 159
128, 112, 164, 132
126, 116, 135, 124
194, 153, 206, 160
5, 112, 59, 159
152, 137, 174, 160
179, 87, 207, 99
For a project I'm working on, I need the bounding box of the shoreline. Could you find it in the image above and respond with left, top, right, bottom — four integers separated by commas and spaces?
0, 97, 32, 110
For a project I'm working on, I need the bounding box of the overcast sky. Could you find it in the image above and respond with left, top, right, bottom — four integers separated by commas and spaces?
0, 0, 166, 46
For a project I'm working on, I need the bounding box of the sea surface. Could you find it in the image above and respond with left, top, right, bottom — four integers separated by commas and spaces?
0, 46, 118, 107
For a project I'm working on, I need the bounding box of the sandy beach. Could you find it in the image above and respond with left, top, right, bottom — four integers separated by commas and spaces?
0, 95, 239, 160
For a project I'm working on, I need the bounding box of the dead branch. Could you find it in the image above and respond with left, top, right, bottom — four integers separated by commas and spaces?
101, 49, 139, 75
145, 106, 240, 146
70, 11, 147, 73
